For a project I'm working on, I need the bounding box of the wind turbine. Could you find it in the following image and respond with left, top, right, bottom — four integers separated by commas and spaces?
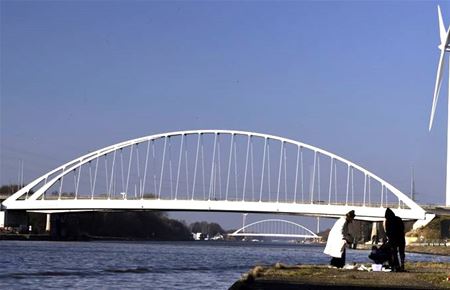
429, 5, 450, 207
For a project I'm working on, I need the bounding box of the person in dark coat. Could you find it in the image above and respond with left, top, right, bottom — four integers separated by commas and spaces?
368, 243, 392, 265
383, 208, 406, 272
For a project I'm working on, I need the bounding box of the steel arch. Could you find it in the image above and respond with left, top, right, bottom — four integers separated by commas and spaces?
2, 129, 429, 223
230, 219, 319, 238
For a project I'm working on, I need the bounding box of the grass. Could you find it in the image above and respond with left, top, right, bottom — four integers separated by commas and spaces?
407, 246, 450, 256
241, 262, 450, 289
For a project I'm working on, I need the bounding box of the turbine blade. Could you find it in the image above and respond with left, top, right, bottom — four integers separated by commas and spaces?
429, 37, 447, 131
438, 5, 447, 45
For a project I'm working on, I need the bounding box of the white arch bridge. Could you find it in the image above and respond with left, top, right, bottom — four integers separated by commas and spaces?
229, 219, 319, 239
1, 130, 434, 227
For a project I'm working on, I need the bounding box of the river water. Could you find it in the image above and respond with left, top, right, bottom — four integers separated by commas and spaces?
0, 240, 448, 289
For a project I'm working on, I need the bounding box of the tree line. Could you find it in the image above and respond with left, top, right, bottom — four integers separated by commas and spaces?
1, 184, 228, 241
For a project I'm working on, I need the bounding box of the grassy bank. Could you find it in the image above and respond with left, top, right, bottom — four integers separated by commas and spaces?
407, 245, 449, 256
355, 244, 449, 256
230, 262, 450, 289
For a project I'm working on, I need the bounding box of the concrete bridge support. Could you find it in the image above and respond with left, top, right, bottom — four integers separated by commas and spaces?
45, 213, 51, 232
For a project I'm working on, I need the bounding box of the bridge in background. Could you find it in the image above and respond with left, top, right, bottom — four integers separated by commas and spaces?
1, 130, 434, 228
229, 219, 319, 239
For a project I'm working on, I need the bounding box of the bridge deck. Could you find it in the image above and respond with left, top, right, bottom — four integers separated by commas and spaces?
2, 199, 427, 221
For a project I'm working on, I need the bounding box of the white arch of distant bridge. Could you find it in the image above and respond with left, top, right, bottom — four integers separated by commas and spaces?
230, 219, 319, 239
1, 130, 434, 226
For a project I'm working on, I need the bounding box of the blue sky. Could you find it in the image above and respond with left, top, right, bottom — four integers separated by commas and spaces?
1, 1, 449, 229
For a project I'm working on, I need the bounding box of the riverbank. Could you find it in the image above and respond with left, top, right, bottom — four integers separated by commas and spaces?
407, 245, 449, 256
355, 243, 449, 256
0, 233, 51, 240
230, 262, 450, 289
0, 233, 193, 241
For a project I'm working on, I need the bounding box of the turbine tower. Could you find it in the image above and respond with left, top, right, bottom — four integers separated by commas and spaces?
429, 6, 450, 207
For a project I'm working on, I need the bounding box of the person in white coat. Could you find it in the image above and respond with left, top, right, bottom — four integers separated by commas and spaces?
323, 210, 355, 268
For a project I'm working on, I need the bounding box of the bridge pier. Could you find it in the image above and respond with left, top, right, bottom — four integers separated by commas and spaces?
370, 222, 379, 244
45, 213, 51, 232
0, 210, 51, 235
0, 210, 4, 228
